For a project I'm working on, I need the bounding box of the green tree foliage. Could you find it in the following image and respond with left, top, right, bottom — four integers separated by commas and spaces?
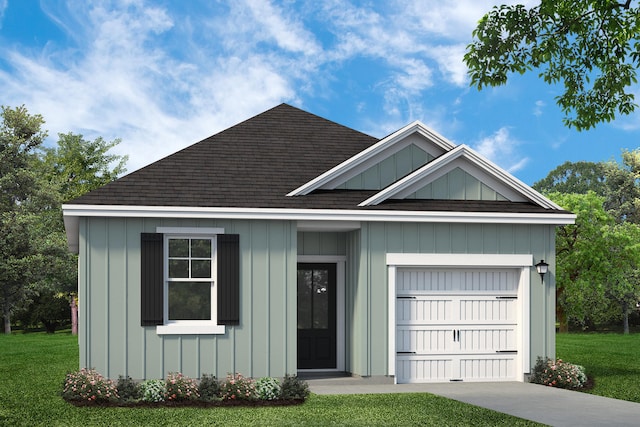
533, 161, 607, 196
603, 149, 640, 224
465, 1, 640, 130
0, 106, 48, 333
549, 192, 614, 332
39, 133, 128, 202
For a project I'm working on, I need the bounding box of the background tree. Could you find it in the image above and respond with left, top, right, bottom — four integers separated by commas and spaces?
533, 161, 607, 195
548, 191, 614, 332
0, 106, 48, 333
25, 133, 128, 334
465, 1, 640, 130
603, 149, 640, 223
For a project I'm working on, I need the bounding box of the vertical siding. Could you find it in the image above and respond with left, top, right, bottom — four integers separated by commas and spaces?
350, 222, 556, 377
411, 168, 507, 201
81, 217, 296, 380
297, 232, 346, 255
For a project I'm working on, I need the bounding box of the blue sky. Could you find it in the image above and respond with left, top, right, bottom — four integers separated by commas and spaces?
0, 0, 638, 186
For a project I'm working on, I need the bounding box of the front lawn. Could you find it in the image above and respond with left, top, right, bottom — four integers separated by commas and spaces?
0, 332, 538, 426
556, 332, 640, 403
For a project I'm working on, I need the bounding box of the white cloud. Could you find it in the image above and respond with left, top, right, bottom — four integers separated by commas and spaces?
533, 100, 545, 117
471, 127, 529, 173
0, 0, 7, 27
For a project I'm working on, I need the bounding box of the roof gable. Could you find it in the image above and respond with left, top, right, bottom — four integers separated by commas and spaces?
286, 121, 455, 196
358, 144, 561, 209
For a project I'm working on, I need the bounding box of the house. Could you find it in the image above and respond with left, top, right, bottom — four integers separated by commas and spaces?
62, 104, 575, 383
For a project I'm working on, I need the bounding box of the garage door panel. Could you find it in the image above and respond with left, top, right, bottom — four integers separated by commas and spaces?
458, 327, 517, 353
396, 356, 453, 383
459, 298, 517, 323
458, 356, 517, 381
397, 325, 457, 353
397, 297, 453, 323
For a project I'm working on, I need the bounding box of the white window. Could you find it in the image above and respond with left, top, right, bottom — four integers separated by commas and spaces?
156, 228, 225, 335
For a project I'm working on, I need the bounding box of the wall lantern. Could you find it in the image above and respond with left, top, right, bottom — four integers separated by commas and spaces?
535, 260, 549, 284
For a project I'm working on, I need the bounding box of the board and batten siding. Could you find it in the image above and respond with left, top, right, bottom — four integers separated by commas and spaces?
346, 221, 556, 378
78, 217, 297, 380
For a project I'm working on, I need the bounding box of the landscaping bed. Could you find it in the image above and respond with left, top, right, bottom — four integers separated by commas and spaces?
61, 370, 310, 407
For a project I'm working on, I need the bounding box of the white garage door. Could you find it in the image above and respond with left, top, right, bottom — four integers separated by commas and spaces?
396, 268, 519, 383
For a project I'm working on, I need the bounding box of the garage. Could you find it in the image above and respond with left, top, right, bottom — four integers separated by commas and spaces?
391, 263, 527, 384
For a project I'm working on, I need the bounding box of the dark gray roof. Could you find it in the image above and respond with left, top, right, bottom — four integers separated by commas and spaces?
69, 104, 567, 215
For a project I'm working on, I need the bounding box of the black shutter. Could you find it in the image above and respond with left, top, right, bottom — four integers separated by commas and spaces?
217, 234, 240, 325
141, 233, 164, 326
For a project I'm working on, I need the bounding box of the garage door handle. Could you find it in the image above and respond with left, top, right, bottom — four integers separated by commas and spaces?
397, 296, 416, 299
496, 350, 517, 354
496, 296, 517, 299
397, 351, 416, 354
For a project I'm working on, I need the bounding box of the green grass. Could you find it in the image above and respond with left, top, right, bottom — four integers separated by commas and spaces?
0, 332, 539, 426
556, 332, 640, 403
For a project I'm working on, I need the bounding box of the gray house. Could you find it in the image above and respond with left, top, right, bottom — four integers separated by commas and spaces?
62, 104, 574, 383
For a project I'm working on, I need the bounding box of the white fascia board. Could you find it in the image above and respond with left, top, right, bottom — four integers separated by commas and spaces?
359, 145, 563, 210
62, 204, 576, 225
286, 121, 456, 196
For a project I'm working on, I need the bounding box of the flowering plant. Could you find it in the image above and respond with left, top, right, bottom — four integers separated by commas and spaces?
255, 377, 281, 400
219, 373, 256, 401
140, 379, 166, 402
61, 368, 119, 402
165, 372, 199, 401
530, 357, 588, 389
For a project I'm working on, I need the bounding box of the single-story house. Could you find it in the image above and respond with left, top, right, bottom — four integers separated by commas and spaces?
62, 104, 575, 383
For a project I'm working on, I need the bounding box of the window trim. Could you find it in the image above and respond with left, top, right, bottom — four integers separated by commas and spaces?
156, 227, 226, 335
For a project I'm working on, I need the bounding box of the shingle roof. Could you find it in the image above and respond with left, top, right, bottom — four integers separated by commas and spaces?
68, 104, 567, 215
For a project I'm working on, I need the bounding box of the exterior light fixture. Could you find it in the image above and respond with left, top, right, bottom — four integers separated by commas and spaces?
535, 260, 549, 284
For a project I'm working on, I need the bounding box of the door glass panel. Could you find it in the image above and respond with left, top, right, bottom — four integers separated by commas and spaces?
297, 270, 312, 329
312, 269, 329, 329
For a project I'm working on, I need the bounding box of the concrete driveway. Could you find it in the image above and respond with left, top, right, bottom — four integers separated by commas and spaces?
307, 379, 640, 426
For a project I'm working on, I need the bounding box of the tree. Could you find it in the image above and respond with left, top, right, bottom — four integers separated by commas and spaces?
465, 1, 640, 130
29, 133, 128, 334
533, 161, 607, 196
0, 105, 48, 333
39, 133, 127, 202
603, 149, 640, 224
548, 191, 614, 332
597, 222, 640, 334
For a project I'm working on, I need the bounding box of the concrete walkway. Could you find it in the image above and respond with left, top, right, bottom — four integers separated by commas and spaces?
306, 379, 640, 426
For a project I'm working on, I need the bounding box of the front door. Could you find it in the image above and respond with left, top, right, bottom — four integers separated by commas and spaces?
297, 263, 337, 369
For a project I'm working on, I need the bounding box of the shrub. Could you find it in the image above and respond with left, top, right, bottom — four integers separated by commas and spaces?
530, 357, 588, 389
255, 377, 281, 400
280, 374, 310, 400
198, 374, 221, 402
116, 375, 141, 402
165, 372, 199, 401
219, 373, 256, 401
140, 379, 166, 402
61, 368, 119, 403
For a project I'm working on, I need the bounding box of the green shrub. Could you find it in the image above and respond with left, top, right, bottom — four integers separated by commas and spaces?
165, 372, 199, 401
219, 373, 256, 401
116, 375, 141, 402
198, 374, 221, 402
140, 379, 166, 402
255, 377, 281, 400
61, 368, 119, 402
530, 357, 588, 389
279, 374, 309, 400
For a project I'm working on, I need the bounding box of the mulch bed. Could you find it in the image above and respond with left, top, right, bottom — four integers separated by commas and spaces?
65, 398, 306, 408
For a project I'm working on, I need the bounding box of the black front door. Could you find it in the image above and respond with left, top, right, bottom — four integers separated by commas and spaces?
297, 263, 337, 369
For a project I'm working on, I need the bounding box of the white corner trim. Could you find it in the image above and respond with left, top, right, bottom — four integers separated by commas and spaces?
156, 324, 226, 335
386, 253, 533, 268
387, 265, 397, 381
286, 121, 456, 196
360, 145, 562, 210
